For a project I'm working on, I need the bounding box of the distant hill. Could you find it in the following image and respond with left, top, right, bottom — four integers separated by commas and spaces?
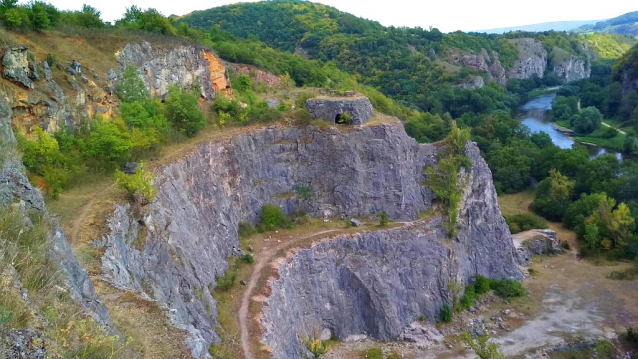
475, 19, 601, 34
573, 11, 638, 36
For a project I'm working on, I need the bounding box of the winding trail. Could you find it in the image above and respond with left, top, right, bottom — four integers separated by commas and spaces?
238, 219, 423, 359
239, 228, 341, 359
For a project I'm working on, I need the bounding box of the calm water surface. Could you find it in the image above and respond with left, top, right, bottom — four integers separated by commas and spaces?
519, 93, 622, 160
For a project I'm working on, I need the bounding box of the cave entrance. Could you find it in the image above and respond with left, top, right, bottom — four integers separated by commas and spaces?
335, 113, 349, 124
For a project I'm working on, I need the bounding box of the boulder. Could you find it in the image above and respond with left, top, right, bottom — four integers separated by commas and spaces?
265, 98, 280, 108
305, 96, 374, 125
123, 162, 139, 174
2, 46, 35, 89
399, 322, 444, 348
350, 218, 361, 227
43, 61, 53, 81
513, 229, 563, 265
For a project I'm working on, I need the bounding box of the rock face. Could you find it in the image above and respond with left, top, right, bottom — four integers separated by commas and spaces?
96, 122, 521, 357
448, 48, 507, 87
458, 76, 485, 89
508, 38, 548, 80
0, 96, 112, 330
488, 51, 508, 86
116, 41, 217, 100
203, 50, 232, 95
2, 47, 38, 89
228, 62, 282, 88
305, 96, 374, 125
261, 141, 522, 358
513, 229, 562, 265
554, 56, 591, 82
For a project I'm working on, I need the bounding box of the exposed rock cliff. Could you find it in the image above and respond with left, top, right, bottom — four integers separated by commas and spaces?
553, 54, 591, 82
261, 141, 522, 358
508, 38, 548, 80
98, 122, 520, 358
0, 96, 112, 330
115, 41, 218, 100
2, 46, 116, 133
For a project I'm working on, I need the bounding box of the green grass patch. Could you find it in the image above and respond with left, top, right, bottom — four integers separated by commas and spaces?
504, 213, 548, 234
362, 347, 383, 359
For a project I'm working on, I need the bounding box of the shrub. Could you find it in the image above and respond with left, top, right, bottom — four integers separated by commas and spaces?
296, 184, 313, 200
115, 163, 157, 204
379, 211, 389, 226
440, 304, 452, 322
336, 111, 353, 124
81, 119, 134, 168
621, 327, 638, 345
116, 66, 150, 103
45, 52, 56, 66
238, 221, 257, 239
259, 204, 292, 230
241, 254, 254, 264
165, 86, 205, 137
5, 7, 23, 27
462, 332, 505, 359
216, 273, 237, 291
473, 275, 491, 295
504, 213, 548, 234
459, 285, 477, 310
489, 278, 525, 298
303, 335, 329, 358
594, 339, 614, 359
212, 95, 242, 119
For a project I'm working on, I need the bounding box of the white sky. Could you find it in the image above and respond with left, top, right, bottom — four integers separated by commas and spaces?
39, 0, 637, 33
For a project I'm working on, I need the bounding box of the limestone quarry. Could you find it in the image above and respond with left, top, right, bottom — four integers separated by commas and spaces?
1, 21, 636, 359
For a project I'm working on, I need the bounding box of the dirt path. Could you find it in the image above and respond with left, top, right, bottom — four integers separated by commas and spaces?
239, 228, 342, 359
601, 121, 628, 135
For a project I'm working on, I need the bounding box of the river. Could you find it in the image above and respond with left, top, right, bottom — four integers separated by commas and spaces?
519, 93, 622, 160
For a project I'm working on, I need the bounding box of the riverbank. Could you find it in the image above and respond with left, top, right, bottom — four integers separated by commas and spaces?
556, 120, 637, 156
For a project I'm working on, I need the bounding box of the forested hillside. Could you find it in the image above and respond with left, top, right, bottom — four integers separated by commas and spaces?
181, 0, 636, 113
574, 11, 638, 36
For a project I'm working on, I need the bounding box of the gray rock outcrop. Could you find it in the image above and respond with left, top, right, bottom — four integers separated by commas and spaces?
2, 47, 37, 89
97, 122, 520, 357
261, 141, 522, 358
553, 56, 591, 82
0, 96, 112, 329
458, 76, 485, 89
508, 38, 548, 80
116, 41, 216, 100
513, 229, 562, 265
305, 96, 374, 125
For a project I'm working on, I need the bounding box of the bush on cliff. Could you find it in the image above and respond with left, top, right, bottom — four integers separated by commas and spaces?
115, 163, 157, 204
258, 204, 292, 231
165, 86, 205, 137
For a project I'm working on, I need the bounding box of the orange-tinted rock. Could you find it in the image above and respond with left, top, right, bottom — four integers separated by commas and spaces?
203, 50, 232, 95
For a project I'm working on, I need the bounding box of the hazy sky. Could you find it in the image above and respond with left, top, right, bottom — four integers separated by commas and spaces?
40, 0, 637, 33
